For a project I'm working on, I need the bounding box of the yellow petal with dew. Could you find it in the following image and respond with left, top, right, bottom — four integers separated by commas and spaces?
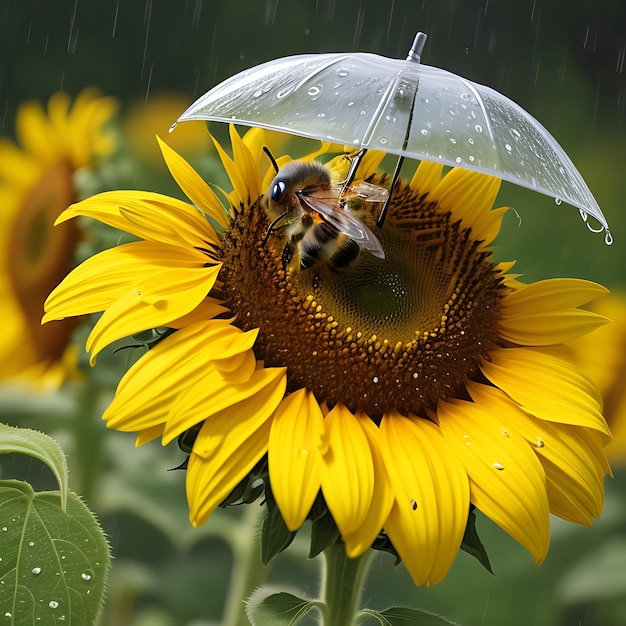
438, 395, 551, 564
43, 241, 212, 321
86, 264, 221, 363
187, 416, 272, 527
102, 320, 238, 431
466, 382, 609, 522
157, 136, 229, 229
163, 363, 284, 445
380, 413, 469, 586
343, 413, 394, 558
268, 388, 325, 530
320, 404, 375, 538
480, 348, 609, 437
56, 191, 218, 249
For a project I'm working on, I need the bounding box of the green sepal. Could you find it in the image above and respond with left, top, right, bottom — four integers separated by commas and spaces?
460, 508, 493, 574
309, 510, 340, 558
246, 588, 321, 626
260, 489, 296, 565
0, 480, 111, 625
359, 606, 460, 625
0, 423, 68, 511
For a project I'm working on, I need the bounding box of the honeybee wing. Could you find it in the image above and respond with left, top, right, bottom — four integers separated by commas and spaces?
298, 195, 385, 259
348, 181, 389, 203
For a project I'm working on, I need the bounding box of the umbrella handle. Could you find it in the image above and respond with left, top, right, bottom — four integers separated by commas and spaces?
406, 32, 428, 63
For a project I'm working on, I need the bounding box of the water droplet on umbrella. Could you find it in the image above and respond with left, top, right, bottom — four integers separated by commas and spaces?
467, 137, 475, 144
252, 89, 263, 98
336, 67, 350, 77
81, 572, 92, 581
555, 197, 562, 205
504, 143, 512, 152
4, 613, 12, 618
455, 157, 462, 163
49, 602, 59, 609
420, 128, 430, 136
307, 85, 322, 100
32, 567, 42, 575
474, 124, 483, 133
449, 137, 457, 144
28, 541, 34, 547
493, 462, 505, 470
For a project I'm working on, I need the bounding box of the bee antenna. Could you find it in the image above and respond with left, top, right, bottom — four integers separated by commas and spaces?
263, 146, 279, 174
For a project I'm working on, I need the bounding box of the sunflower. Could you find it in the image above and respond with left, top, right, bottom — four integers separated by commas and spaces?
568, 293, 626, 465
0, 89, 118, 388
43, 126, 611, 586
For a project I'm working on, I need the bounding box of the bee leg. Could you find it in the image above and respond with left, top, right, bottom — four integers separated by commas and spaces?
281, 241, 294, 270
262, 211, 287, 246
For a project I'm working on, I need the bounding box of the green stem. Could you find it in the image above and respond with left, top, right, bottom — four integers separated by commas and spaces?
223, 504, 268, 626
321, 543, 372, 626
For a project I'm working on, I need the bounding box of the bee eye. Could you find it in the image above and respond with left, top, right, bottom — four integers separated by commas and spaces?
271, 181, 286, 202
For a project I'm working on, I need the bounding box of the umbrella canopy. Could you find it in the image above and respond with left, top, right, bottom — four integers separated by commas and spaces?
176, 37, 612, 244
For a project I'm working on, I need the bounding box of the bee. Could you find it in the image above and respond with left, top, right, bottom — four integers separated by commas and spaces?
264, 159, 387, 272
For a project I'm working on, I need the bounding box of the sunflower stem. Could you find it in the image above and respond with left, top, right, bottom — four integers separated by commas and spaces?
223, 503, 267, 626
321, 543, 371, 626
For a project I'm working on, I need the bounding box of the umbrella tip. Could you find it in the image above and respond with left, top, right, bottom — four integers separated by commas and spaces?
407, 32, 428, 63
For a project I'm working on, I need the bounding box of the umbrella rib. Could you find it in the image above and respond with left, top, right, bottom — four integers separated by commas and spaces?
461, 78, 496, 144
360, 72, 405, 146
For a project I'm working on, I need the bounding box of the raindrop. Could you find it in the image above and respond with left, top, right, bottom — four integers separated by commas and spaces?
467, 137, 475, 145
4, 613, 11, 618
511, 128, 521, 139
379, 138, 388, 145
32, 567, 42, 575
504, 143, 512, 152
410, 499, 418, 511
420, 128, 430, 136
455, 157, 462, 163
252, 89, 263, 98
317, 113, 326, 118
28, 541, 34, 547
372, 376, 379, 384
449, 137, 457, 144
493, 462, 505, 471
347, 101, 355, 107
49, 602, 59, 610
81, 572, 92, 581
449, 108, 459, 116
336, 67, 350, 77
536, 438, 545, 448
307, 85, 322, 100
276, 88, 292, 99
168, 122, 177, 133
474, 124, 483, 133
501, 429, 510, 437
469, 156, 475, 162
1, 527, 6, 532
554, 197, 562, 205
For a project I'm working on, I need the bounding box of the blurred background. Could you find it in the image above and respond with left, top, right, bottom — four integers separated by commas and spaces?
1, 1, 625, 624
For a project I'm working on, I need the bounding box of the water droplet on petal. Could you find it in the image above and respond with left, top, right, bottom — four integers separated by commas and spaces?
501, 429, 510, 437
493, 462, 505, 471
410, 499, 418, 511
536, 438, 545, 448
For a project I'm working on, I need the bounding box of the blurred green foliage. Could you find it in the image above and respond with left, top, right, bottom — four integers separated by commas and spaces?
1, 1, 625, 625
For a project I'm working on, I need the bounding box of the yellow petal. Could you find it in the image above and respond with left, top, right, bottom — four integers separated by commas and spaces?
57, 190, 218, 249
466, 382, 608, 524
268, 388, 325, 530
187, 416, 272, 526
320, 404, 375, 538
410, 159, 444, 195
168, 297, 229, 329
438, 395, 551, 564
103, 320, 240, 431
480, 348, 610, 437
163, 363, 285, 446
43, 241, 212, 321
379, 412, 469, 586
157, 136, 229, 229
229, 125, 262, 202
343, 413, 394, 557
86, 264, 221, 362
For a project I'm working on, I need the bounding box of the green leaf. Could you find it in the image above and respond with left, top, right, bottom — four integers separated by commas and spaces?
309, 511, 340, 558
359, 606, 461, 625
260, 499, 296, 565
0, 480, 111, 625
0, 423, 68, 510
246, 589, 320, 626
460, 508, 493, 574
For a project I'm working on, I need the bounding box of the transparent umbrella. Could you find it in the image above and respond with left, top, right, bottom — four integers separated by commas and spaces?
176, 33, 612, 244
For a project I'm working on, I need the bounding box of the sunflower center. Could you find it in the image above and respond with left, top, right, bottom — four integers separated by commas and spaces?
221, 179, 505, 420
7, 162, 82, 362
